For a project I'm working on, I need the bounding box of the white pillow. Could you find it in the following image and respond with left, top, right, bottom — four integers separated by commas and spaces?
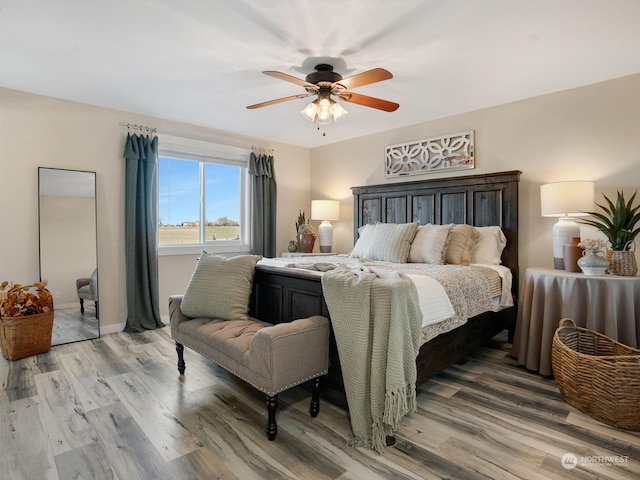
471, 226, 507, 265
408, 224, 454, 264
368, 222, 419, 263
350, 224, 376, 258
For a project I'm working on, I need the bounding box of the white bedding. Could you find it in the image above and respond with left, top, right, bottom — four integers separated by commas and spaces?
406, 274, 454, 327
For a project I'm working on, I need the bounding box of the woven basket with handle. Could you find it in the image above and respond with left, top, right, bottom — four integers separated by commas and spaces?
0, 311, 54, 361
551, 318, 640, 430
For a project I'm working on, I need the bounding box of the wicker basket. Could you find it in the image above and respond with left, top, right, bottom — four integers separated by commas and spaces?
607, 250, 638, 276
551, 318, 640, 430
0, 311, 54, 361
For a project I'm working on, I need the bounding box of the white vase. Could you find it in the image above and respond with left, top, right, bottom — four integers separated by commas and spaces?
577, 249, 609, 275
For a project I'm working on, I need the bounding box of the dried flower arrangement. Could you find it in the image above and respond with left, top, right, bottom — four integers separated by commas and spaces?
578, 238, 607, 252
0, 280, 54, 318
295, 210, 316, 236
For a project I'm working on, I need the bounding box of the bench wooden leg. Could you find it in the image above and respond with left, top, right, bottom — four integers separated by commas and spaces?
267, 395, 278, 441
176, 342, 185, 375
310, 377, 320, 418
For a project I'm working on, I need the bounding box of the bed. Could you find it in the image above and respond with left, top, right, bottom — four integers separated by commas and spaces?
248, 170, 521, 397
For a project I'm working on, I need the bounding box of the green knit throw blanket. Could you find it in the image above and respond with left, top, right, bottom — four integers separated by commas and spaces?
321, 265, 423, 454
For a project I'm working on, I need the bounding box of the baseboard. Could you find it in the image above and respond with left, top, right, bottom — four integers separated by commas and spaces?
100, 322, 126, 335
98, 317, 169, 336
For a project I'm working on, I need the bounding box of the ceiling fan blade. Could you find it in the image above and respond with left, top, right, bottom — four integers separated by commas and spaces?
263, 71, 313, 88
246, 93, 313, 109
336, 68, 393, 90
339, 92, 399, 112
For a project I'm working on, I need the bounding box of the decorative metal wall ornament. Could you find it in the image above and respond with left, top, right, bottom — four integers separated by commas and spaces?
384, 130, 474, 178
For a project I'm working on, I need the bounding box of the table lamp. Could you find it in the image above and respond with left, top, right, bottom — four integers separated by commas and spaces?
540, 181, 594, 269
311, 200, 340, 253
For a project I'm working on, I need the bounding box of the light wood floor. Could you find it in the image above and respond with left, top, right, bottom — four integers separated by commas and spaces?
1, 328, 639, 479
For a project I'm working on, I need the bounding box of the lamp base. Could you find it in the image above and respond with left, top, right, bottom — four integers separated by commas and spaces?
552, 217, 580, 270
317, 220, 333, 254
553, 257, 565, 270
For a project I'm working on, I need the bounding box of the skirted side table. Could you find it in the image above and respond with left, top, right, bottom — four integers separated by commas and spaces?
512, 267, 640, 375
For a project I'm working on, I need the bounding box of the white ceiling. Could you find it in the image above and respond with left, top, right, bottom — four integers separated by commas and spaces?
2, 0, 640, 148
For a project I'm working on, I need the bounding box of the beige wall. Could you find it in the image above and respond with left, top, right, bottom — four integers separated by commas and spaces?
0, 87, 311, 331
309, 73, 640, 280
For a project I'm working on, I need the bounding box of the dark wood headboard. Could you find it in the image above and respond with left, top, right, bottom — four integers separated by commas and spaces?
351, 170, 521, 295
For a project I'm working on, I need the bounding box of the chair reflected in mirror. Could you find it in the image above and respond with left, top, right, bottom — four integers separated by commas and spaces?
76, 268, 99, 319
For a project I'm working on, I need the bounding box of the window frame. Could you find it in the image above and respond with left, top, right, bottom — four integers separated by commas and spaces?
157, 134, 252, 256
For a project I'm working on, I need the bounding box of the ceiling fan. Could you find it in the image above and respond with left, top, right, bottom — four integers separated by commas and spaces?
246, 64, 399, 124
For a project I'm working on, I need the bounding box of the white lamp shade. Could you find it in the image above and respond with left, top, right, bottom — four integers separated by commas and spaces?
540, 181, 595, 217
311, 200, 340, 221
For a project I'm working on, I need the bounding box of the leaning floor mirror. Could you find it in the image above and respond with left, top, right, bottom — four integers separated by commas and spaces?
38, 167, 99, 345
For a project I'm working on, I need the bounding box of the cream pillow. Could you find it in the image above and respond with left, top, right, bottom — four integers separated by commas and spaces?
368, 222, 419, 263
408, 223, 454, 264
471, 226, 507, 265
445, 224, 479, 265
180, 253, 262, 320
350, 224, 376, 258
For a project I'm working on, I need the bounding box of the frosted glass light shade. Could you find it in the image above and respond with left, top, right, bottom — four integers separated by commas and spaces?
540, 181, 594, 269
300, 99, 348, 124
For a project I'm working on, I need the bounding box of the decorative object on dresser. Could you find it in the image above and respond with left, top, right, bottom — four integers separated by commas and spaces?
385, 130, 474, 178
552, 318, 640, 431
579, 190, 640, 276
311, 200, 340, 253
562, 236, 584, 273
576, 238, 608, 275
295, 210, 316, 253
0, 280, 54, 360
540, 181, 595, 269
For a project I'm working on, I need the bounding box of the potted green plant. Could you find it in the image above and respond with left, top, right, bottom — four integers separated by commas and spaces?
295, 210, 316, 253
0, 280, 54, 360
579, 190, 640, 275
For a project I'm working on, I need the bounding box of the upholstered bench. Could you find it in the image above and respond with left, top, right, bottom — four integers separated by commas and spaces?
169, 294, 330, 440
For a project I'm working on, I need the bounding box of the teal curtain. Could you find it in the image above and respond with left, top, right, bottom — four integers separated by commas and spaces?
250, 152, 277, 257
123, 133, 164, 332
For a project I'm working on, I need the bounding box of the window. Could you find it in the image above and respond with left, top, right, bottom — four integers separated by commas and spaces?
157, 134, 251, 255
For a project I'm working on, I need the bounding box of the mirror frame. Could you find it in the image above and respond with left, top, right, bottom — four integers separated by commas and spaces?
38, 167, 99, 345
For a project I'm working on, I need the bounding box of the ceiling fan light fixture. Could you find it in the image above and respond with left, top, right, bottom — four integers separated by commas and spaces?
300, 97, 348, 124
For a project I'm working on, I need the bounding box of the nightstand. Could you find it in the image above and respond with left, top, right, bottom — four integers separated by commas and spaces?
512, 267, 640, 375
280, 252, 336, 258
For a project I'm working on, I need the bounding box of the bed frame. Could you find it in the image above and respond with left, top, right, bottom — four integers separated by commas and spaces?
249, 170, 521, 395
